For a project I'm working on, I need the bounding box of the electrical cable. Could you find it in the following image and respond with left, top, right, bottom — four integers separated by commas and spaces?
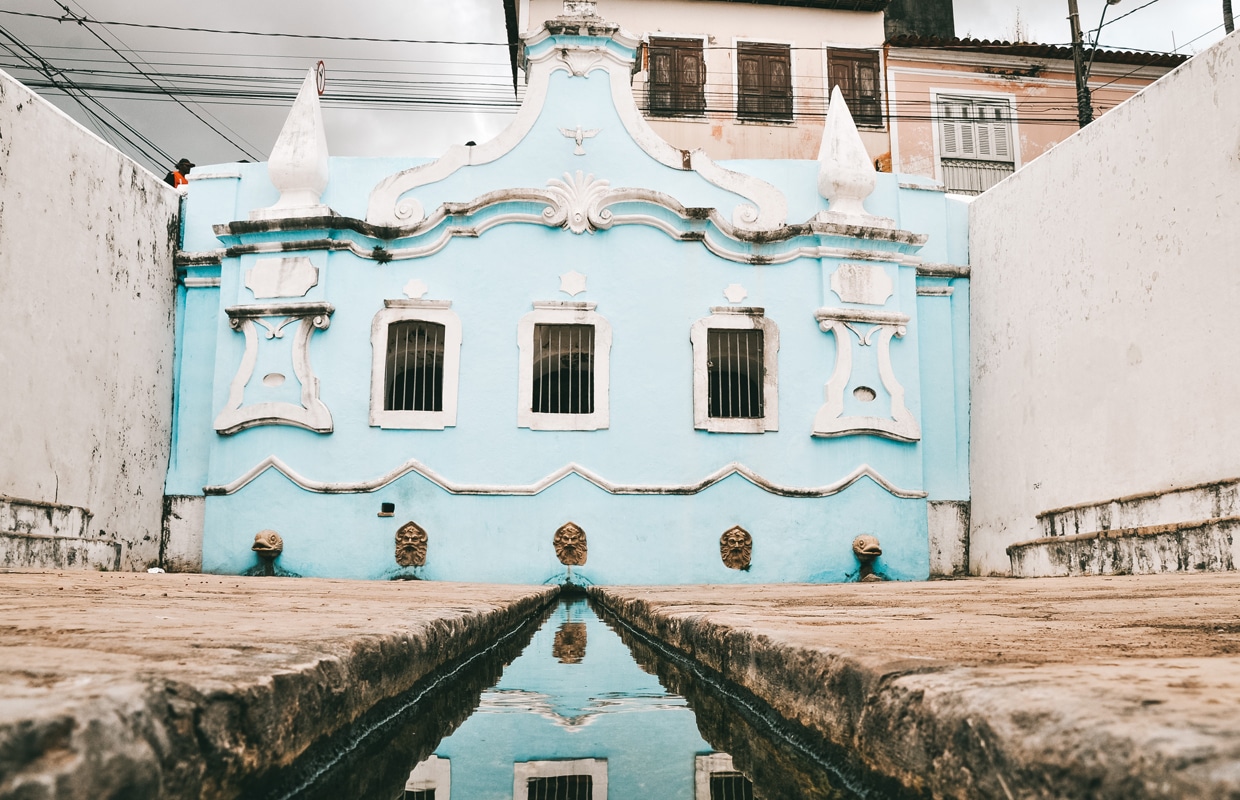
0, 22, 171, 167
54, 1, 264, 160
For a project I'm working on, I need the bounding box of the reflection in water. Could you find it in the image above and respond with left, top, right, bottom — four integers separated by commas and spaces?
599, 606, 923, 800
274, 598, 909, 799
553, 621, 588, 664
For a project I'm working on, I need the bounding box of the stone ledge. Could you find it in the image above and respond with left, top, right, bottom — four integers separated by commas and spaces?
1008, 516, 1239, 578
590, 578, 1240, 799
0, 532, 121, 571
0, 573, 558, 799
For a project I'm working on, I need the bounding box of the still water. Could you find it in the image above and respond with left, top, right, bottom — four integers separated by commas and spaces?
266, 598, 912, 800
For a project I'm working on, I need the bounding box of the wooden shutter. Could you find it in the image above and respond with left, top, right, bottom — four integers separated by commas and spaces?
737, 50, 763, 118
766, 49, 792, 119
938, 98, 971, 158
827, 49, 882, 127
737, 43, 791, 121
648, 37, 704, 116
975, 102, 1013, 161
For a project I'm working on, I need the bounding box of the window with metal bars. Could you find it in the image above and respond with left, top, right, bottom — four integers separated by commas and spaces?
737, 42, 792, 121
709, 772, 755, 800
404, 791, 435, 800
647, 37, 706, 116
384, 320, 445, 413
707, 329, 764, 419
532, 324, 595, 415
691, 308, 779, 433
827, 49, 883, 127
526, 775, 593, 800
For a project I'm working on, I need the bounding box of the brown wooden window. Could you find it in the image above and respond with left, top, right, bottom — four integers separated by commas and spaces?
648, 37, 705, 116
737, 43, 792, 121
827, 49, 882, 127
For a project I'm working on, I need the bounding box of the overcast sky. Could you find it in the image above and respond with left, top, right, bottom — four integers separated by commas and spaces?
0, 0, 1230, 174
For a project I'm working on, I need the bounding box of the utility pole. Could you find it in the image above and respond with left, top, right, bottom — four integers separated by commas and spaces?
1225, 0, 1235, 35
1067, 0, 1093, 127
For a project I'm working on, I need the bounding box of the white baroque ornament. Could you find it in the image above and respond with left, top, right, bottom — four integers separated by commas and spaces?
723, 284, 748, 304
403, 279, 429, 300
544, 171, 611, 235
559, 48, 604, 77
812, 307, 920, 442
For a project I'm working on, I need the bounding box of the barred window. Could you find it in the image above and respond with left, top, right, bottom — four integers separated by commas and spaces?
370, 300, 461, 430
707, 329, 764, 419
709, 772, 755, 800
526, 775, 593, 799
533, 324, 595, 415
737, 43, 792, 121
385, 321, 445, 412
691, 308, 779, 433
517, 302, 612, 431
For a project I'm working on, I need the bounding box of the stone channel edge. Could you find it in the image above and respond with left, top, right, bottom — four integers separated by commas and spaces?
588, 585, 1239, 800
0, 581, 559, 800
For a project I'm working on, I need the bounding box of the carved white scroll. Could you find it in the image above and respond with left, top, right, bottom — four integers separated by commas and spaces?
812, 307, 920, 442
214, 302, 334, 434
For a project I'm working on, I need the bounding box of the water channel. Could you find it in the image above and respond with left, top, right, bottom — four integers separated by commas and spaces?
260, 597, 917, 800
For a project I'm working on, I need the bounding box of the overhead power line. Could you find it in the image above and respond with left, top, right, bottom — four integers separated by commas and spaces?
0, 22, 171, 168
53, 1, 263, 160
0, 9, 512, 47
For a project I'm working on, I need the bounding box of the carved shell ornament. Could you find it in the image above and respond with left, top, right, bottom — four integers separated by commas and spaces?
543, 171, 612, 234
395, 521, 428, 567
554, 522, 588, 566
720, 525, 753, 570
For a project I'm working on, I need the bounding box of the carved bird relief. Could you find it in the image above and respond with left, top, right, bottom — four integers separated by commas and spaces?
559, 125, 601, 156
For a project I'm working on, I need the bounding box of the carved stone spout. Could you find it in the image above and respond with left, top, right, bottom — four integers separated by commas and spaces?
852, 534, 883, 582
252, 530, 284, 576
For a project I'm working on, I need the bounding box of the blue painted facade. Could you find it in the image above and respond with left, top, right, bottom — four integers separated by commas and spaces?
168, 14, 970, 584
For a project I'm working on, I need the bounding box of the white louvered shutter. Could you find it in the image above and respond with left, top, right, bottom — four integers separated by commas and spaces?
939, 99, 972, 158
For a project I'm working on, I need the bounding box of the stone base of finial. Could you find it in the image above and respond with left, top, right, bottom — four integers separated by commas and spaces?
812, 210, 896, 230
250, 204, 336, 222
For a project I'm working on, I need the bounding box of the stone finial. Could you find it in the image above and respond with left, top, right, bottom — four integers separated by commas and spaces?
563, 0, 597, 15
816, 85, 882, 225
252, 67, 332, 220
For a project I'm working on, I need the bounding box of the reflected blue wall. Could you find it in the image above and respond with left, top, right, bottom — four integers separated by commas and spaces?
430, 600, 709, 798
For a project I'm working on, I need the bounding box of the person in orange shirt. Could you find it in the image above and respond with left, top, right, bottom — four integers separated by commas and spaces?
163, 158, 194, 188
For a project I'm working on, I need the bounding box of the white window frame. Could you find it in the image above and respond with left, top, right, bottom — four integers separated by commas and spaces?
690, 306, 779, 434
517, 301, 612, 431
695, 753, 748, 800
369, 299, 462, 430
514, 758, 607, 799
406, 755, 450, 798
929, 88, 1022, 182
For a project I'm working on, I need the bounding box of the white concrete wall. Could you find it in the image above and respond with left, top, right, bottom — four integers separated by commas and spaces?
0, 68, 180, 569
968, 32, 1240, 575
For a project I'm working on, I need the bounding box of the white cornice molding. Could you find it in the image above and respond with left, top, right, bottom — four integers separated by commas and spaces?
203, 456, 928, 499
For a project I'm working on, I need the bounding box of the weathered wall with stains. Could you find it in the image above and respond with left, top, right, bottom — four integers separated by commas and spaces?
968, 32, 1240, 575
0, 68, 180, 570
